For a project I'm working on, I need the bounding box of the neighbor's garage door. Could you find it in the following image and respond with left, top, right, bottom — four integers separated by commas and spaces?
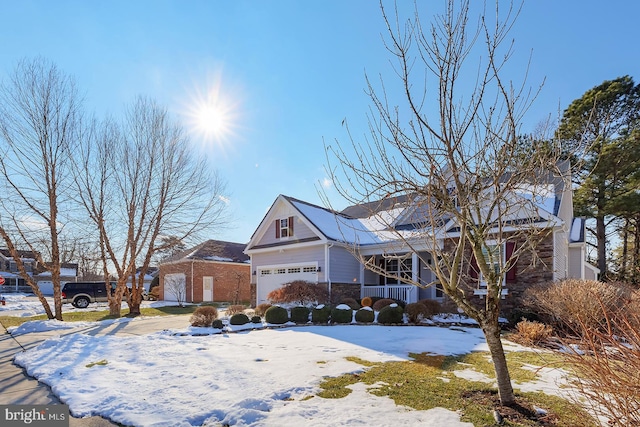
257, 265, 318, 305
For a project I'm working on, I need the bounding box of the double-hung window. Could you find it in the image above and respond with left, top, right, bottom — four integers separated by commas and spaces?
275, 216, 294, 239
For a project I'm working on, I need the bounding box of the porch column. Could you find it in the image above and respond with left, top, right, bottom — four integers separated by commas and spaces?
410, 252, 418, 303
359, 262, 365, 299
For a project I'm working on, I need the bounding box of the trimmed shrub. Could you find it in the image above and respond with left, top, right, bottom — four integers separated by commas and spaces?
355, 307, 374, 323
251, 315, 262, 324
267, 280, 330, 305
255, 303, 272, 317
361, 296, 373, 307
372, 298, 395, 312
331, 306, 353, 324
312, 304, 332, 324
377, 304, 404, 324
229, 313, 250, 325
340, 297, 361, 310
212, 319, 224, 329
513, 320, 552, 345
393, 299, 406, 310
265, 305, 289, 324
417, 299, 442, 317
405, 302, 430, 324
227, 305, 247, 316
190, 306, 219, 327
290, 306, 311, 324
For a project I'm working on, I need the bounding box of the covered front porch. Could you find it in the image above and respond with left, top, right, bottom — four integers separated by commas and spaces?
358, 251, 443, 304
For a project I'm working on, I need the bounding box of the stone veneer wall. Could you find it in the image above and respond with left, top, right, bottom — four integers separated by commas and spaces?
439, 232, 555, 316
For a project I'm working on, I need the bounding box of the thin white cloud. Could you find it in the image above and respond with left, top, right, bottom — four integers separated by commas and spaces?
218, 195, 230, 205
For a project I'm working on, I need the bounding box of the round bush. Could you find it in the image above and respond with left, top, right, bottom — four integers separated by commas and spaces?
265, 305, 289, 324
340, 298, 361, 310
251, 315, 262, 324
290, 306, 311, 324
372, 298, 395, 311
230, 313, 250, 325
405, 302, 431, 324
190, 306, 219, 327
212, 319, 224, 329
331, 307, 353, 324
355, 307, 374, 323
312, 304, 331, 324
377, 304, 404, 324
417, 299, 442, 317
361, 296, 373, 307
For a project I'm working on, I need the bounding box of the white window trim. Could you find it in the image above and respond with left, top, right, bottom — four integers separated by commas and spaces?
475, 240, 509, 298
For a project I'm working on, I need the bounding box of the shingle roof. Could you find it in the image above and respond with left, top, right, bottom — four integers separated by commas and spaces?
162, 240, 249, 264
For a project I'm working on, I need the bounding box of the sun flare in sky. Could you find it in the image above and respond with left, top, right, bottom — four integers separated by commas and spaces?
183, 70, 242, 149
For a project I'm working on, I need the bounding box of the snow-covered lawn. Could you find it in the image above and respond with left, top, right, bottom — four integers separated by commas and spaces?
3, 295, 573, 427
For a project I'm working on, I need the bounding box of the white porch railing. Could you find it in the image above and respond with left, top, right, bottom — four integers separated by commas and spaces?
361, 285, 418, 304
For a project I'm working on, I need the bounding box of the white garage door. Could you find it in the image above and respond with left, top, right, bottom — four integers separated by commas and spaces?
164, 273, 186, 302
257, 265, 318, 305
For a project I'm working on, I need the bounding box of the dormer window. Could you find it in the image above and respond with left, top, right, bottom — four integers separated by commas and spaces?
275, 216, 294, 239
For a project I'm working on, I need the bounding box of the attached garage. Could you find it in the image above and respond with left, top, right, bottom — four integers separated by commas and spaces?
163, 273, 186, 302
256, 264, 319, 305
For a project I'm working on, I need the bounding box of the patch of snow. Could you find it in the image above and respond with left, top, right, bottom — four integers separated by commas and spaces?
335, 304, 352, 310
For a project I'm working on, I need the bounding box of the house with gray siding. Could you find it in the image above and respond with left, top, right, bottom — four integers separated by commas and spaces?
245, 170, 597, 309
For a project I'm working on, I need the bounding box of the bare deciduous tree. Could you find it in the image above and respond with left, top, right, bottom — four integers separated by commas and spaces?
75, 97, 229, 316
325, 1, 564, 405
0, 58, 82, 320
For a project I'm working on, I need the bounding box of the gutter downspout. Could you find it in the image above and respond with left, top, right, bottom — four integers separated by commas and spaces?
191, 260, 194, 303
326, 243, 334, 299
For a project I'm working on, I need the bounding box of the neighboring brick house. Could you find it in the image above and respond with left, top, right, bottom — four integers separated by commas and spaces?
159, 240, 251, 304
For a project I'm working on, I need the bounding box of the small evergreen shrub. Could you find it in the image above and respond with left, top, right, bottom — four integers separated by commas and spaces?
229, 313, 250, 325
340, 297, 361, 310
377, 304, 404, 324
290, 306, 311, 324
212, 319, 224, 329
355, 307, 374, 323
227, 305, 247, 316
251, 315, 262, 324
331, 306, 353, 324
405, 302, 430, 324
361, 296, 373, 307
312, 304, 332, 324
190, 306, 219, 327
372, 298, 395, 311
417, 299, 442, 317
255, 303, 272, 317
265, 305, 289, 324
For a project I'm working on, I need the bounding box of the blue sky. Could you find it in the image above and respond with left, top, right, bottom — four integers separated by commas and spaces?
1, 0, 638, 244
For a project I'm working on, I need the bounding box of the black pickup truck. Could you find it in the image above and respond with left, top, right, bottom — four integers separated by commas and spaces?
61, 282, 115, 308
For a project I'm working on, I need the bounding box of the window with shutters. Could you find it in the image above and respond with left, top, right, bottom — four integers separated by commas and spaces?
470, 240, 516, 297
275, 216, 294, 239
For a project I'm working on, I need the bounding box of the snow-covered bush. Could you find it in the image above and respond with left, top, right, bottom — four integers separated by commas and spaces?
265, 305, 289, 324
339, 297, 360, 310
377, 304, 403, 324
290, 306, 310, 324
312, 304, 331, 324
230, 313, 250, 325
355, 307, 374, 323
190, 306, 219, 327
331, 305, 353, 324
